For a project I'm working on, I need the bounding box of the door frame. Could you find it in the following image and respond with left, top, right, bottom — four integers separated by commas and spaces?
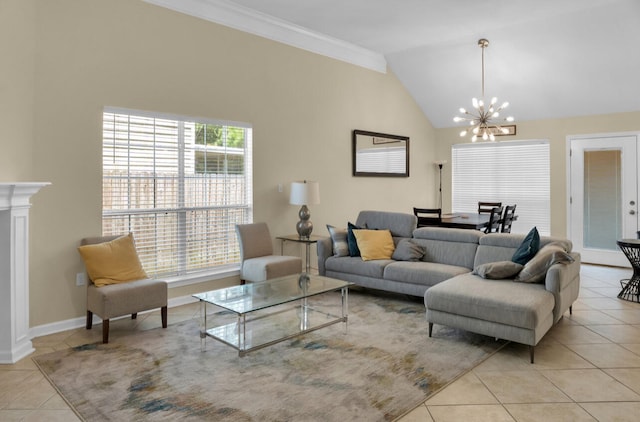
566, 131, 640, 267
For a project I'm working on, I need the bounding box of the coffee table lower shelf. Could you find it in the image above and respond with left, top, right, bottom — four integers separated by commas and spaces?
200, 303, 348, 357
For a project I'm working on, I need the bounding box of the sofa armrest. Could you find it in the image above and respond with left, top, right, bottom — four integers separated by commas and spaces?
544, 252, 581, 323
317, 237, 333, 276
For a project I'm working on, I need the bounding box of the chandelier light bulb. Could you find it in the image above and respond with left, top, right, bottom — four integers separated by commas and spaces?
459, 107, 466, 113
501, 102, 509, 109
506, 116, 515, 122
501, 128, 509, 134
453, 116, 462, 122
492, 112, 499, 118
491, 97, 497, 105
460, 130, 467, 137
472, 135, 478, 142
489, 133, 496, 141
472, 98, 479, 108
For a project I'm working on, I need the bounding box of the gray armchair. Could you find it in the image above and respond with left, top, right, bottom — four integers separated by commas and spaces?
235, 223, 302, 283
80, 235, 168, 343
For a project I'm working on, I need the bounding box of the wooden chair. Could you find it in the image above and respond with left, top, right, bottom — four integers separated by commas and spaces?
478, 201, 502, 214
413, 207, 442, 227
235, 222, 302, 283
80, 235, 168, 344
501, 204, 517, 233
485, 206, 504, 233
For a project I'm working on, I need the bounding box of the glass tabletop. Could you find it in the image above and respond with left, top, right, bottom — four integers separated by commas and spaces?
193, 273, 352, 315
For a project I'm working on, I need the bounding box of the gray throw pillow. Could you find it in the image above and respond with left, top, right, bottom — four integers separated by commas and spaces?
392, 239, 425, 261
326, 225, 349, 257
514, 242, 575, 283
473, 261, 523, 279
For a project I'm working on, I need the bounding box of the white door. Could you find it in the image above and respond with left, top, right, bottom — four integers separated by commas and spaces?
569, 135, 638, 267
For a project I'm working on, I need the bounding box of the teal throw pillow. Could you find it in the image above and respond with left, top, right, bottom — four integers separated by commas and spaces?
512, 227, 540, 265
347, 222, 364, 257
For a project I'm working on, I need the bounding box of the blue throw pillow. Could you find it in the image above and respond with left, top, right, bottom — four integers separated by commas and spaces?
512, 227, 540, 265
347, 222, 363, 257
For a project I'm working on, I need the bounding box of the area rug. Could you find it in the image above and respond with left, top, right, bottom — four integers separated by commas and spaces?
34, 289, 505, 421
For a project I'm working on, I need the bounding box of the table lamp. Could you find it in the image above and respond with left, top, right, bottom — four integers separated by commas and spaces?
290, 180, 320, 239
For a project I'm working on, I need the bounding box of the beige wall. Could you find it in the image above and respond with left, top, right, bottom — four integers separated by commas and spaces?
0, 0, 36, 180
3, 0, 436, 328
435, 111, 640, 236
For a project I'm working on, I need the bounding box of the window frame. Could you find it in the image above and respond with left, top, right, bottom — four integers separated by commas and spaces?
451, 139, 550, 235
102, 107, 253, 284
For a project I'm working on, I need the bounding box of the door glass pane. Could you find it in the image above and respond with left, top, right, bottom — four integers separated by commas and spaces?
583, 150, 622, 249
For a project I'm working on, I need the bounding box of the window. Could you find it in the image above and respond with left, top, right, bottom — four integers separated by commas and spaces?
451, 140, 550, 235
102, 108, 253, 279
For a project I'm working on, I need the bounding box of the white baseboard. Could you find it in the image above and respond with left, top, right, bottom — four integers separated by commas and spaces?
29, 295, 200, 339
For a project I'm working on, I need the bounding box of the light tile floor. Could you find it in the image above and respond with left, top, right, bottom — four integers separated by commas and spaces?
1, 264, 639, 421
399, 264, 640, 422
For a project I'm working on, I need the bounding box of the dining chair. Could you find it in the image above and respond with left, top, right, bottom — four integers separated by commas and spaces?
478, 201, 502, 214
484, 206, 504, 233
413, 207, 442, 227
501, 204, 517, 233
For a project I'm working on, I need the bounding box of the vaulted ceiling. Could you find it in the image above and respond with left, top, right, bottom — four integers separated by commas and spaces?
145, 0, 640, 128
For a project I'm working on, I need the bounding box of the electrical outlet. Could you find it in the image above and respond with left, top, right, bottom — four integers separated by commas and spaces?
76, 272, 87, 286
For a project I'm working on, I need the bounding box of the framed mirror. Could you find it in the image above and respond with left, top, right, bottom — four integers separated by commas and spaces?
352, 130, 409, 177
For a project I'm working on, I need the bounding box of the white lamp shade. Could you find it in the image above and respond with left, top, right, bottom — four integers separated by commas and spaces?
290, 181, 320, 205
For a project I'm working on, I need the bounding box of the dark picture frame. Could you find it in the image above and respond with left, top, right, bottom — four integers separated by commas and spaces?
352, 130, 410, 177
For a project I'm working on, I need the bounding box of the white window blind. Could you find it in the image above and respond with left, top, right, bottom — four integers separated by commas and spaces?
102, 107, 253, 278
451, 140, 550, 235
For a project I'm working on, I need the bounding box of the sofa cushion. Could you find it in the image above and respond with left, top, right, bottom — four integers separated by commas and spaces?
355, 210, 417, 238
325, 256, 393, 279
514, 242, 575, 283
512, 227, 540, 265
411, 227, 482, 269
425, 274, 555, 329
383, 261, 470, 287
474, 233, 572, 268
326, 225, 349, 257
473, 261, 523, 279
392, 239, 425, 261
353, 229, 395, 261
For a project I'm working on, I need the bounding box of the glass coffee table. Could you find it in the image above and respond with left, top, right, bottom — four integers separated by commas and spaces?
193, 273, 353, 356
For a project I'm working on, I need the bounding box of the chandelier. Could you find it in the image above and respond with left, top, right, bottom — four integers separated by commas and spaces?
453, 39, 514, 142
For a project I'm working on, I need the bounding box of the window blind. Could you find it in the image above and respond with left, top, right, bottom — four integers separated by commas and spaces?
102, 107, 253, 278
451, 140, 550, 235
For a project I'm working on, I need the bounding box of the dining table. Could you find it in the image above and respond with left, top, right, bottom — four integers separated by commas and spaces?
438, 213, 491, 230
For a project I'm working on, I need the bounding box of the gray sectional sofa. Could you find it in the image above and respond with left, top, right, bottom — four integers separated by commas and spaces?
317, 210, 581, 362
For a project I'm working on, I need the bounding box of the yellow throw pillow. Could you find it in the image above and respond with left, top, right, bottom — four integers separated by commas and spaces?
78, 233, 148, 287
352, 229, 395, 261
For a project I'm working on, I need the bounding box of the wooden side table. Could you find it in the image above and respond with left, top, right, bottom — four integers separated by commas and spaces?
617, 239, 640, 302
276, 235, 324, 273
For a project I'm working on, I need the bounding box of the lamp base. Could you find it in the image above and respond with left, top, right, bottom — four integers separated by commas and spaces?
296, 205, 313, 239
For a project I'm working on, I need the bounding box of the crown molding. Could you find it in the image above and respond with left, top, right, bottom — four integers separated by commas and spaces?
142, 0, 387, 73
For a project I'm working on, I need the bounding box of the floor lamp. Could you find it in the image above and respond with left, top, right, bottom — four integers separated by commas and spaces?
435, 161, 447, 209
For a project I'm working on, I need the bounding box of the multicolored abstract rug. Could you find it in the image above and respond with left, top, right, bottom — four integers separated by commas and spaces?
34, 290, 505, 421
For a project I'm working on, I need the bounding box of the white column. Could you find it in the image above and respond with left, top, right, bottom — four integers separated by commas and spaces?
0, 182, 49, 364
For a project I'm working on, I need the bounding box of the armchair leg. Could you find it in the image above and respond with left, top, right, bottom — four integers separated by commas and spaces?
102, 319, 110, 344
569, 305, 572, 315
132, 313, 137, 319
86, 311, 93, 329
161, 306, 168, 328
428, 322, 433, 337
